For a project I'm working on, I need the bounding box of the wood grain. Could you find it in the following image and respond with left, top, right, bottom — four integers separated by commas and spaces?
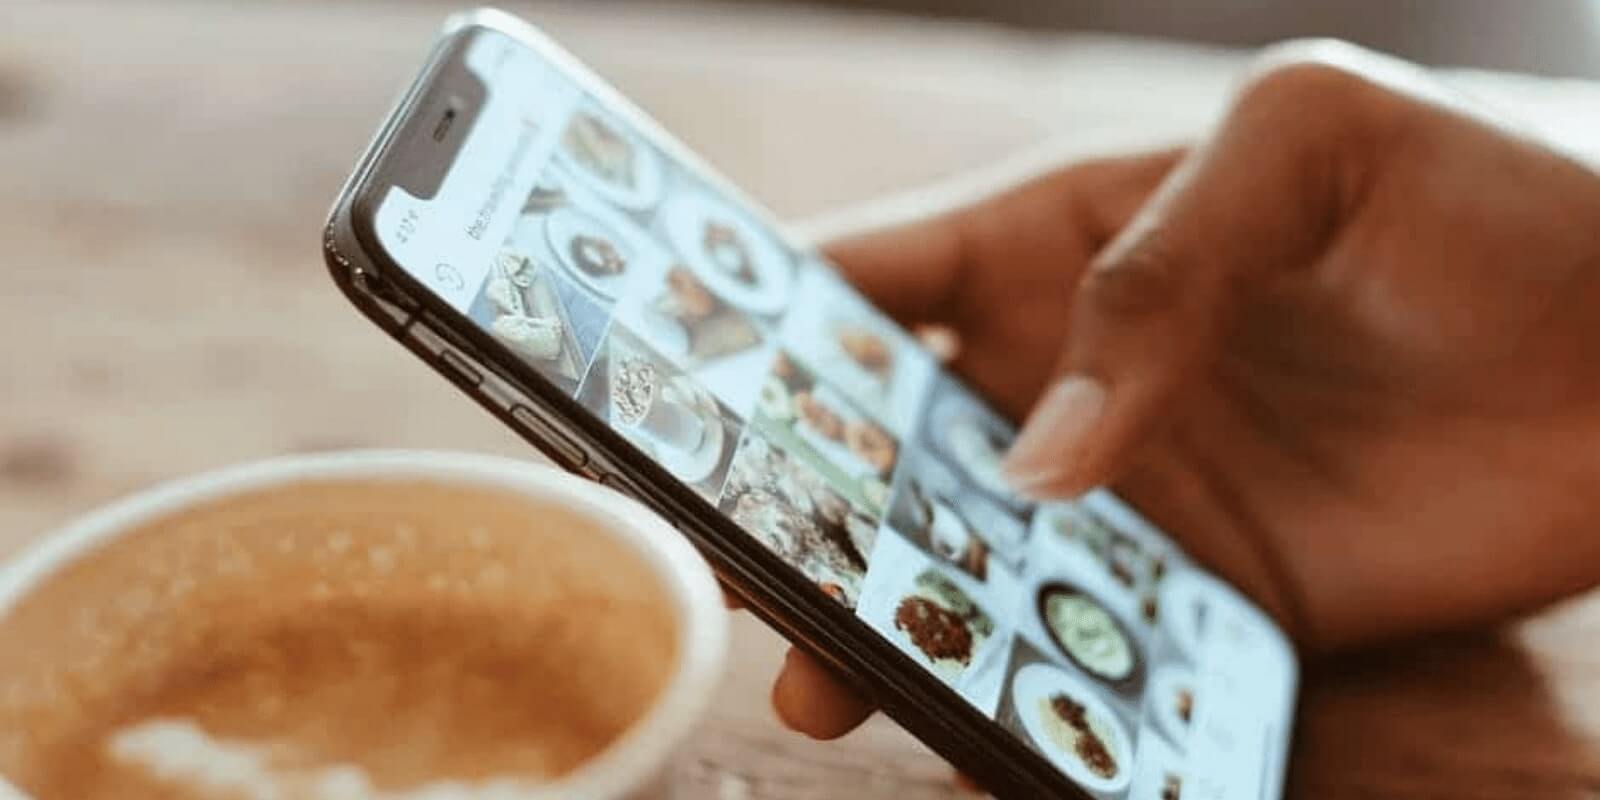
3, 2, 1599, 797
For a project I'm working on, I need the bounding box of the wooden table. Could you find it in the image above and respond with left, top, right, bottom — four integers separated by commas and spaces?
4, 2, 1600, 797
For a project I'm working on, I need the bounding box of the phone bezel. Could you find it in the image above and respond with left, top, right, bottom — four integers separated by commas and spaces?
323, 9, 1297, 799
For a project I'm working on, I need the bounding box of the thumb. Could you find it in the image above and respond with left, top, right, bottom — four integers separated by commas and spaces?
1001, 57, 1387, 497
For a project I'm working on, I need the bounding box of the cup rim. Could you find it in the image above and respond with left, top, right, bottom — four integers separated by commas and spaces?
0, 449, 729, 799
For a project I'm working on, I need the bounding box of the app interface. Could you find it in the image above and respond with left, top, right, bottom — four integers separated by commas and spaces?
376, 30, 1297, 800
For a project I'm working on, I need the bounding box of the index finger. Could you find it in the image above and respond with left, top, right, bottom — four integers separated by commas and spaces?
819, 149, 1185, 329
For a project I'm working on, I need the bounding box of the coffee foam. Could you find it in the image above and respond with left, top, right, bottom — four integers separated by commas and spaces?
0, 479, 679, 799
108, 718, 550, 799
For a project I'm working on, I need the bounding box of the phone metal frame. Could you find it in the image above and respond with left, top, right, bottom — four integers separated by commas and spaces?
323, 9, 1289, 798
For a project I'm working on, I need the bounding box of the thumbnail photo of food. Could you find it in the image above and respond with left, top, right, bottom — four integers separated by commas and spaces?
887, 444, 1032, 580
577, 326, 739, 500
468, 247, 609, 395
1144, 664, 1198, 752
611, 258, 774, 420
1035, 581, 1144, 691
656, 182, 797, 321
718, 433, 878, 607
1055, 493, 1293, 678
996, 638, 1137, 795
1017, 531, 1153, 699
920, 376, 1031, 513
777, 264, 935, 435
1126, 725, 1188, 800
1154, 565, 1273, 668
754, 352, 897, 519
855, 529, 1011, 714
554, 100, 665, 212
514, 167, 673, 306
1033, 498, 1177, 633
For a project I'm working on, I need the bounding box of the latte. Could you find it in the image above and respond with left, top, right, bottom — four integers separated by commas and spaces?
0, 479, 679, 800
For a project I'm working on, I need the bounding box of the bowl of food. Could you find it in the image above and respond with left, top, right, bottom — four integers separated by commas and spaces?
1036, 583, 1142, 689
543, 207, 636, 299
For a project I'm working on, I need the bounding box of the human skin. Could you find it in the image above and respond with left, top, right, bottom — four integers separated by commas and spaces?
764, 40, 1600, 746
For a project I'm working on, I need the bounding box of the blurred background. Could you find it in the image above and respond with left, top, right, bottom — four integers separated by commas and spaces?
5, 1, 1600, 797
9, 0, 1598, 556
806, 0, 1600, 77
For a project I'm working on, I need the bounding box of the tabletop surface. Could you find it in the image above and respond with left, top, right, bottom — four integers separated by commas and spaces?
4, 2, 1600, 798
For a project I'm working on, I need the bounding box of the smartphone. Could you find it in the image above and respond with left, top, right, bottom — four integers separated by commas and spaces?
323, 10, 1298, 798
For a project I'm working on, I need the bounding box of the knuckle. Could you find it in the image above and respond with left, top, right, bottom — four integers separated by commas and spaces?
1230, 40, 1412, 173
1081, 233, 1181, 322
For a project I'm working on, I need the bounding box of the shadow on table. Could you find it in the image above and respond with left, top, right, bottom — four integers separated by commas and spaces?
1290, 628, 1592, 799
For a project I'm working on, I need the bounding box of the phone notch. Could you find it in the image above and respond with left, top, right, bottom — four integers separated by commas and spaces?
387, 40, 488, 201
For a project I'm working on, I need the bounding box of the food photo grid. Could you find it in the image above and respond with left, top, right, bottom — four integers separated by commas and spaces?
466, 98, 676, 396
776, 264, 936, 438
1003, 498, 1188, 798
752, 352, 899, 520
863, 370, 1235, 797
458, 93, 1272, 799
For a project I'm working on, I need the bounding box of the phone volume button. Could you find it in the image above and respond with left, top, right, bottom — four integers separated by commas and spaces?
598, 473, 636, 495
509, 405, 589, 468
437, 348, 482, 386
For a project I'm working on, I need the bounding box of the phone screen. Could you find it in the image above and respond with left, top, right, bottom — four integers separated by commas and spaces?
368, 27, 1296, 800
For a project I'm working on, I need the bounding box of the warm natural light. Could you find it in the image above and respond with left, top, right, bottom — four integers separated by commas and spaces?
5, 2, 1600, 799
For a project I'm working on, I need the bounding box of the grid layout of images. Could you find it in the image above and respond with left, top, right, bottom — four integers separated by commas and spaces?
458, 94, 1282, 799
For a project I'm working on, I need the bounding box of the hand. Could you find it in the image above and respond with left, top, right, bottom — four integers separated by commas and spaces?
768, 40, 1600, 744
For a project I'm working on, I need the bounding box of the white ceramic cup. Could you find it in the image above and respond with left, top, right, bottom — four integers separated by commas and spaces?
0, 450, 728, 800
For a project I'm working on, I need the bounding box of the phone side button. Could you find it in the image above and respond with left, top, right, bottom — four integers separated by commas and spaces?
438, 348, 482, 387
509, 405, 589, 468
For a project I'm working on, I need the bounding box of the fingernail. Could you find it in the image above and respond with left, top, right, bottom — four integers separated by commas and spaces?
1002, 375, 1106, 497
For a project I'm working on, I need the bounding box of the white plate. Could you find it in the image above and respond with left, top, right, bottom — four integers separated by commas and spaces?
662, 190, 794, 316
797, 301, 898, 411
543, 206, 637, 300
929, 395, 1022, 503
633, 306, 692, 361
961, 494, 1029, 563
554, 106, 665, 210
821, 320, 893, 396
791, 382, 890, 479
926, 497, 973, 562
1012, 662, 1135, 793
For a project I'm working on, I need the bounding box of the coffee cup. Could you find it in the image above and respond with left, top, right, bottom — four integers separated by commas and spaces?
0, 450, 727, 800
